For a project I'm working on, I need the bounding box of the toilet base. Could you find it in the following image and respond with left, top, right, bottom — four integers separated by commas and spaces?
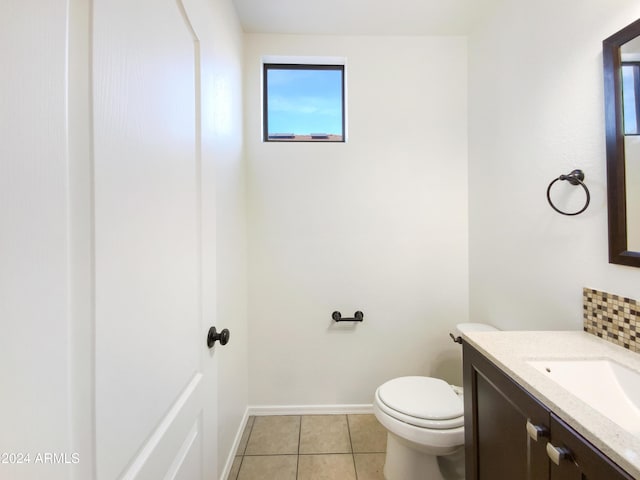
383, 432, 447, 480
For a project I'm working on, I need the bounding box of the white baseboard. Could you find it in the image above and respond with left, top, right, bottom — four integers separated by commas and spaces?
219, 407, 250, 480
248, 404, 374, 416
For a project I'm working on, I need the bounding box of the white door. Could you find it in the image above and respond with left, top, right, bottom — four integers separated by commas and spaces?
93, 1, 217, 478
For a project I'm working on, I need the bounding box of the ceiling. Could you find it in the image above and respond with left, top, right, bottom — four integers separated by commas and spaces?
231, 0, 492, 36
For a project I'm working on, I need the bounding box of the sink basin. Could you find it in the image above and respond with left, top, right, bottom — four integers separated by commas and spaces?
527, 358, 640, 437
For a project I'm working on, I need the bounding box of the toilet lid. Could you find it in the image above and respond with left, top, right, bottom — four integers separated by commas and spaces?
377, 376, 463, 421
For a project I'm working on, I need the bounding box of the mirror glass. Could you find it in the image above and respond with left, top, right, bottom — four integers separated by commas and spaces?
604, 19, 640, 267
622, 37, 640, 251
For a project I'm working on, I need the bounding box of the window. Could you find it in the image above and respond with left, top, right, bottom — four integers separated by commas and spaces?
622, 62, 640, 135
263, 63, 345, 142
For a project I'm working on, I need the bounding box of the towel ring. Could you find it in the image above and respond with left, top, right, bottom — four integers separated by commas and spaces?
546, 169, 590, 216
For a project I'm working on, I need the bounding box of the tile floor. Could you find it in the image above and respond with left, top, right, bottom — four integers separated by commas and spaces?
228, 414, 388, 480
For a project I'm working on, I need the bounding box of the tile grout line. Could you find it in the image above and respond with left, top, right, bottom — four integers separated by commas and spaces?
346, 414, 359, 480
234, 456, 243, 480
296, 415, 302, 480
242, 417, 256, 455
234, 417, 256, 480
234, 414, 385, 480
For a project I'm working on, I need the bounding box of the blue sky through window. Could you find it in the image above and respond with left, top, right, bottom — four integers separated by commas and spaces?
265, 66, 343, 137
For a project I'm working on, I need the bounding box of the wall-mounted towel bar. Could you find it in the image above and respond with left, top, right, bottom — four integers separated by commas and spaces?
332, 311, 364, 322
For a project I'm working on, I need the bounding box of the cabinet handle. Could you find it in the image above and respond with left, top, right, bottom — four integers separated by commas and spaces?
546, 442, 572, 465
526, 420, 549, 442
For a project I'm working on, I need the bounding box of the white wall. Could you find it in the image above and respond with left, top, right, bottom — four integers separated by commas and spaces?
245, 34, 469, 406
468, 0, 640, 331
201, 0, 249, 476
625, 136, 640, 250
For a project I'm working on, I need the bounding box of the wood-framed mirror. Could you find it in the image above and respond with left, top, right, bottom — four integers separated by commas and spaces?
604, 18, 640, 267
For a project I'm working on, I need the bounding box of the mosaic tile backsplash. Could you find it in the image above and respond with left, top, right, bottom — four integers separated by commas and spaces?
583, 288, 640, 352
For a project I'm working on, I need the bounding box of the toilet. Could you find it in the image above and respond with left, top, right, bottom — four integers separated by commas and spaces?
373, 323, 497, 480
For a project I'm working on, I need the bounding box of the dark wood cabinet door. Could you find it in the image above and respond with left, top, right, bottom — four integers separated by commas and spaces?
464, 343, 635, 480
548, 414, 634, 480
464, 343, 549, 480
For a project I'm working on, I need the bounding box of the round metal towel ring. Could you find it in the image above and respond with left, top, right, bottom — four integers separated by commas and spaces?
546, 169, 590, 216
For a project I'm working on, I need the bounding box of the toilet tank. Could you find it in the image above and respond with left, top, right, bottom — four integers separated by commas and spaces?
449, 323, 497, 346
455, 323, 498, 335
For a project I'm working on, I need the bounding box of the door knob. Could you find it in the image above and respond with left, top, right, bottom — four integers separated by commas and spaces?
207, 327, 230, 348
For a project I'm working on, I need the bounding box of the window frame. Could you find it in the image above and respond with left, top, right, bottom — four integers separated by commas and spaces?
262, 63, 346, 143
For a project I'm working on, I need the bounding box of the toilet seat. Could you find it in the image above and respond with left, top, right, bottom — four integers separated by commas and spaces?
375, 376, 464, 430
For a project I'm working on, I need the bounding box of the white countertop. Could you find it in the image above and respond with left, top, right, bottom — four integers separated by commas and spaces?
462, 330, 640, 478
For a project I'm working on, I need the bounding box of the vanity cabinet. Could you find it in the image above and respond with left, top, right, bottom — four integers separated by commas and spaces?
462, 343, 634, 480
